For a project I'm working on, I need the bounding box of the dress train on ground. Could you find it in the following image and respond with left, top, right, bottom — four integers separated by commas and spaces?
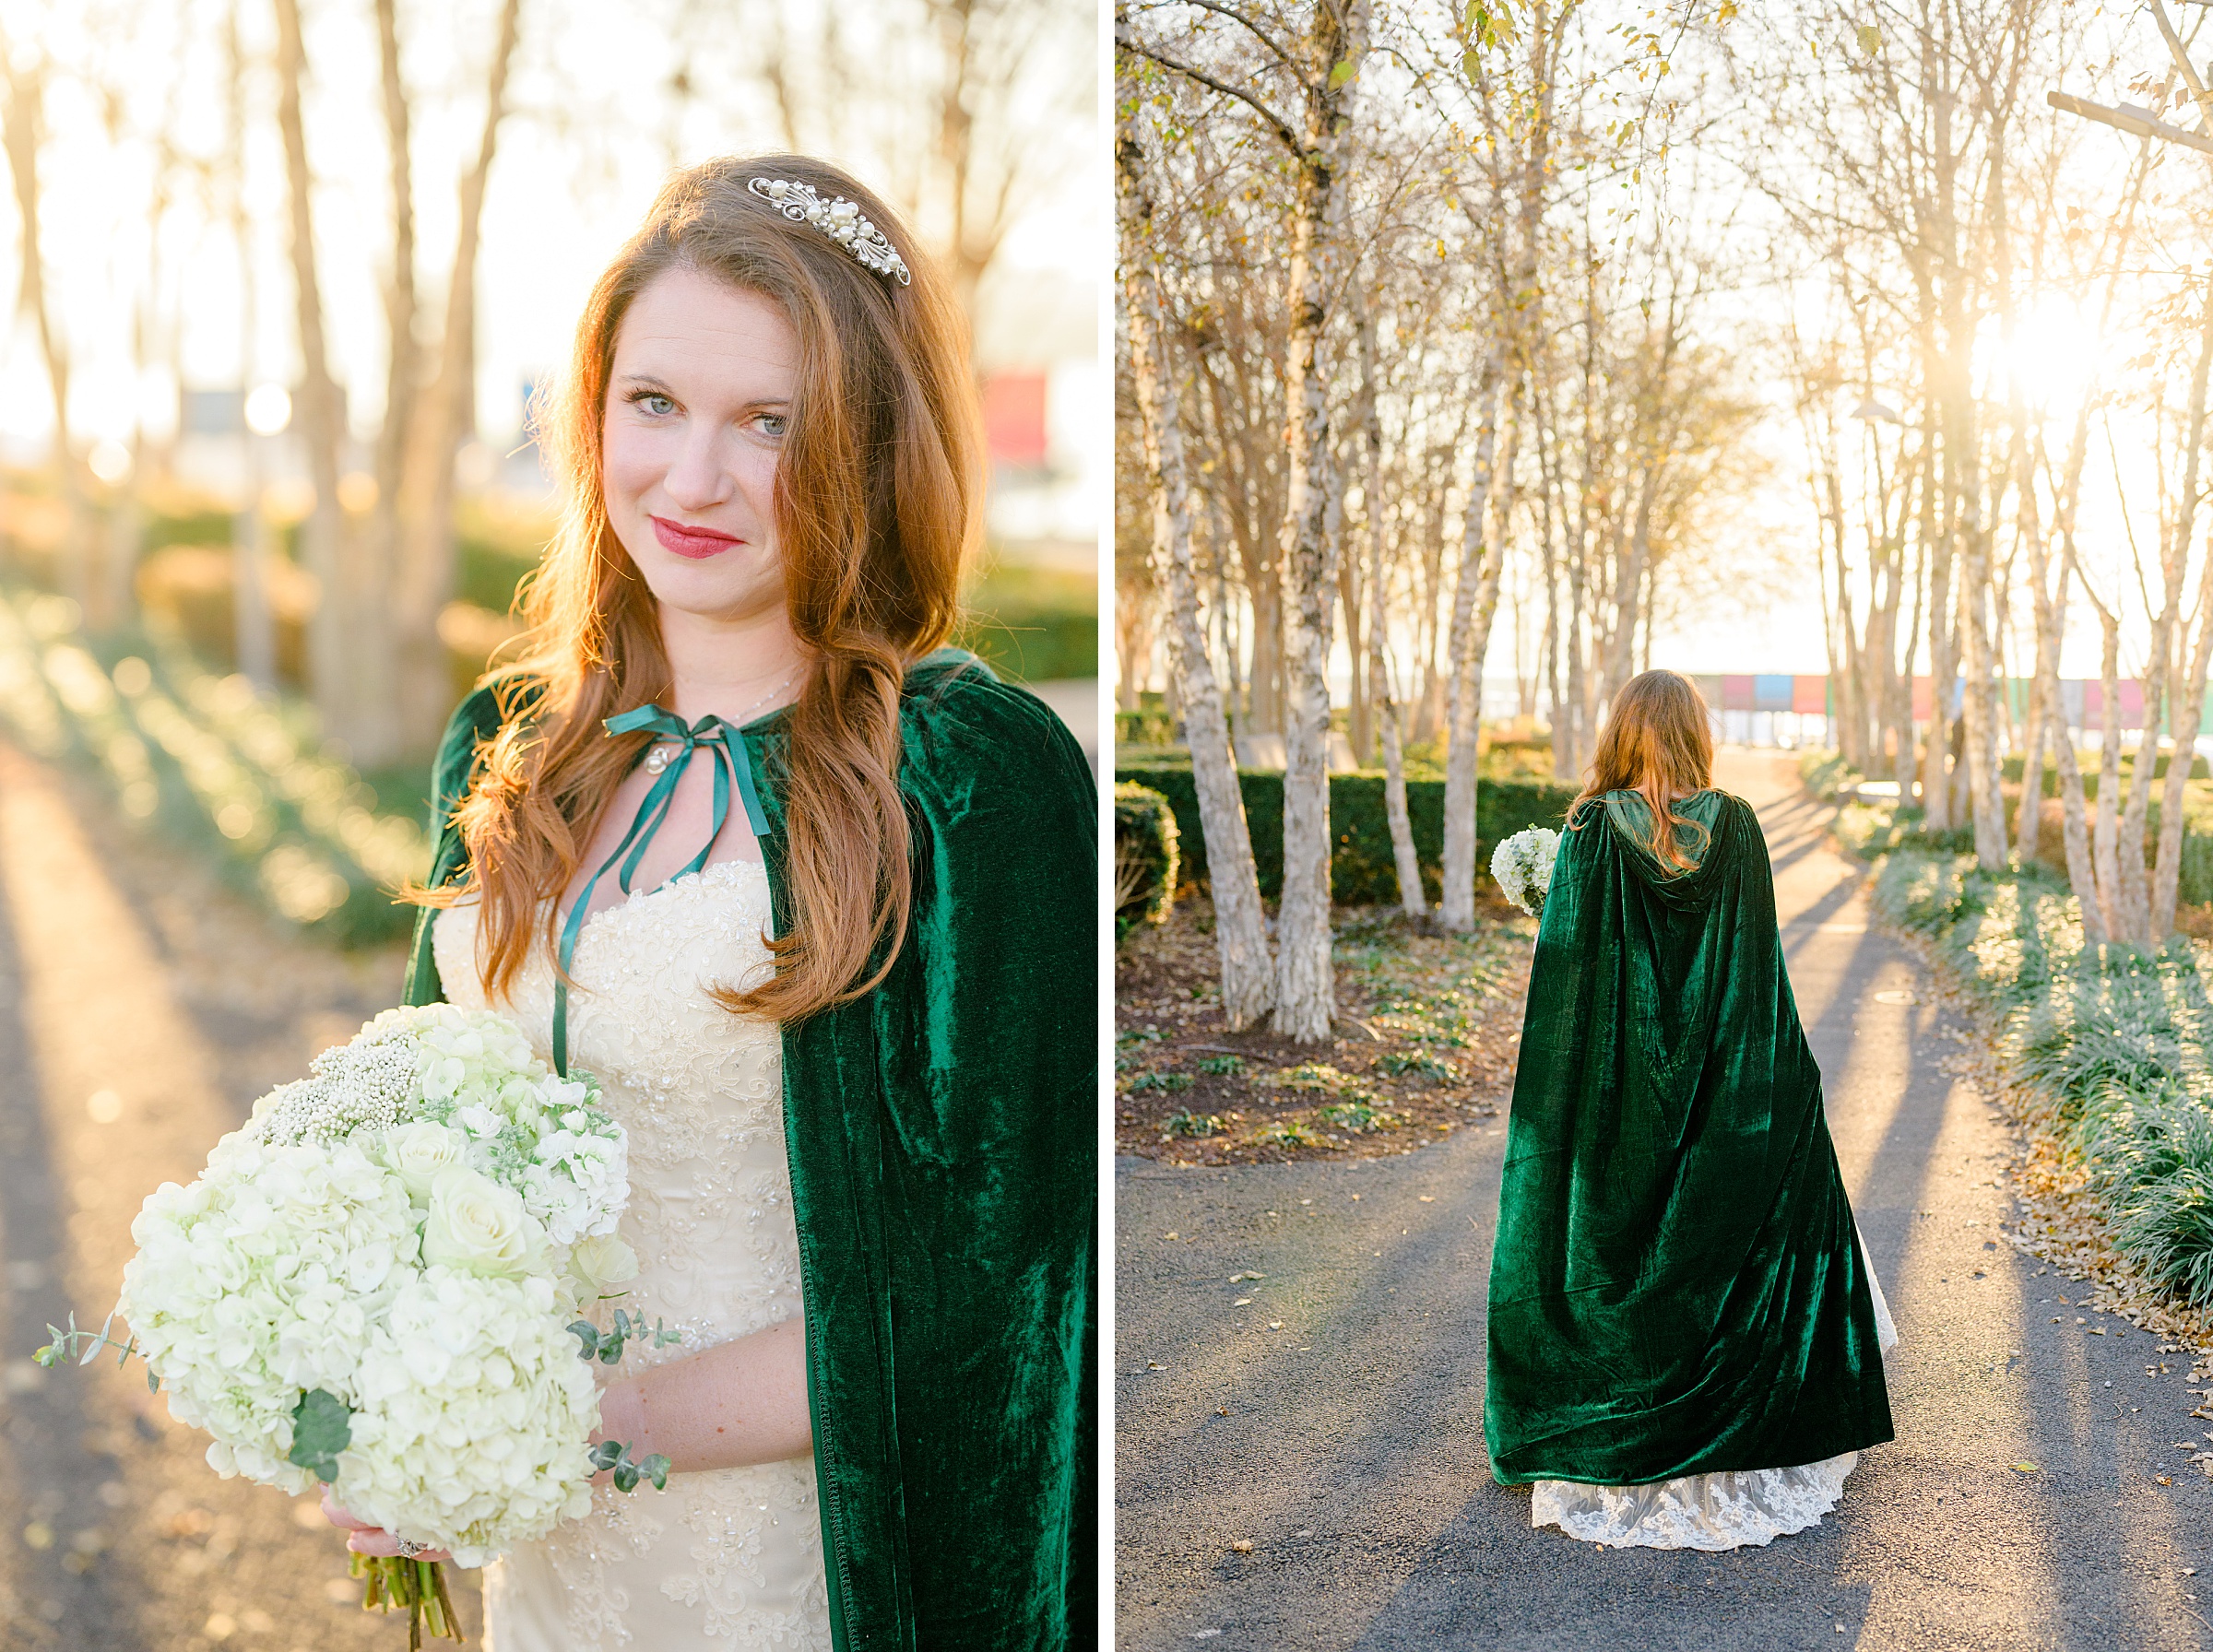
1530, 1227, 1899, 1552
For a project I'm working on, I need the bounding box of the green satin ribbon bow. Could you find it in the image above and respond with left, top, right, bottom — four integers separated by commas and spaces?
551, 703, 771, 1077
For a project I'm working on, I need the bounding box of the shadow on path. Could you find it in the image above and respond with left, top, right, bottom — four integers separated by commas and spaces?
0, 815, 159, 1647
1116, 749, 2213, 1651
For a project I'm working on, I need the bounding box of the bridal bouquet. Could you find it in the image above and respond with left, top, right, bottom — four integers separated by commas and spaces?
1490, 826, 1562, 916
38, 1004, 671, 1644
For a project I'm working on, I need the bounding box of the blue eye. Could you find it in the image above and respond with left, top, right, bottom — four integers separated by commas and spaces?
636, 393, 675, 416
756, 413, 788, 439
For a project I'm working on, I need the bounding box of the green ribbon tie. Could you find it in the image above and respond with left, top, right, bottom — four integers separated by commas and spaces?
550, 704, 770, 1077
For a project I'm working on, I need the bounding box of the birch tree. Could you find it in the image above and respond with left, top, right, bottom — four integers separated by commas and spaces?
1, 42, 86, 615
1119, 0, 1368, 1041
1118, 88, 1275, 1028
272, 0, 355, 741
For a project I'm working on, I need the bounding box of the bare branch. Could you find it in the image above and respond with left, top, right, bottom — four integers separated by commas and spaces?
1116, 27, 1305, 156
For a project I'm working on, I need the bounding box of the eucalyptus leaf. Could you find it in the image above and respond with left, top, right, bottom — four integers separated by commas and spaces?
287, 1386, 354, 1483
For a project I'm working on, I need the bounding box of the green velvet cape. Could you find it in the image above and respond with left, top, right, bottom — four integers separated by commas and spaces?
1484, 788, 1892, 1486
402, 651, 1097, 1649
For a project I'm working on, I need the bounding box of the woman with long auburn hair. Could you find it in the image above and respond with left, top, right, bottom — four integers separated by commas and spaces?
1484, 669, 1895, 1551
320, 156, 1095, 1648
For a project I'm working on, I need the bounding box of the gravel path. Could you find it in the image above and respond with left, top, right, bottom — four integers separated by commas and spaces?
0, 738, 479, 1651
1115, 749, 2213, 1652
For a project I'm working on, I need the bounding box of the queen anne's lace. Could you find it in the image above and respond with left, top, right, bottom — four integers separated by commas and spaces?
436, 859, 831, 1649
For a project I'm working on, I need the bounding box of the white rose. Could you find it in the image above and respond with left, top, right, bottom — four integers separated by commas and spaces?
386, 1121, 467, 1200
420, 1169, 531, 1279
568, 1233, 638, 1294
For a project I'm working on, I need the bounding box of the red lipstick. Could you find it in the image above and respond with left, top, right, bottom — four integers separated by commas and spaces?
650, 515, 741, 560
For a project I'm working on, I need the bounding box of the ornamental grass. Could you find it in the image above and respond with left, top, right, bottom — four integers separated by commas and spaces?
1874, 847, 2213, 1312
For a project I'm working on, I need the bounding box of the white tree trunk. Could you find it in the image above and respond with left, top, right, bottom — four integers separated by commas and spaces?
1354, 290, 1425, 916
2017, 431, 2101, 941
394, 0, 524, 757
228, 2, 276, 690
1438, 359, 1505, 930
2091, 609, 2125, 943
274, 0, 356, 740
2148, 275, 2213, 938
1116, 115, 1273, 1029
1270, 0, 1367, 1042
1, 56, 87, 618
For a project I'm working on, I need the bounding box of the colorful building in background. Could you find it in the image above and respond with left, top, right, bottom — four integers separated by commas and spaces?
1684, 674, 2188, 729
1663, 674, 2203, 750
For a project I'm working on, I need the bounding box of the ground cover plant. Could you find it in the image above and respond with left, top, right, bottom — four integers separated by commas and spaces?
1871, 830, 2213, 1322
1114, 895, 1531, 1165
0, 586, 431, 944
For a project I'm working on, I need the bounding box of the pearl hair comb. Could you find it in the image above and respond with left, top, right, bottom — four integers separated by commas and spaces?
748, 178, 913, 287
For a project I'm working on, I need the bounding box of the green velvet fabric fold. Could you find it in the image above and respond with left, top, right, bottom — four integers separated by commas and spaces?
1484, 788, 1893, 1487
403, 651, 1096, 1649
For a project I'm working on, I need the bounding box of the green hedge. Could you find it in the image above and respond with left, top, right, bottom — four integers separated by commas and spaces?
1113, 782, 1179, 940
1114, 762, 1579, 906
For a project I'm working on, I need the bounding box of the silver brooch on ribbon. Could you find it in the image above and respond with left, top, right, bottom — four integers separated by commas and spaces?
748, 178, 913, 286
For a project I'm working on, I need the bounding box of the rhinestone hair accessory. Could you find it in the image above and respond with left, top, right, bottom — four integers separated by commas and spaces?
748, 177, 913, 286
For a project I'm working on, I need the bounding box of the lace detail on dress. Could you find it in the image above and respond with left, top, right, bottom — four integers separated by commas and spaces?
1533, 1452, 1861, 1551
660, 1457, 830, 1644
1527, 1225, 1899, 1553
434, 861, 830, 1652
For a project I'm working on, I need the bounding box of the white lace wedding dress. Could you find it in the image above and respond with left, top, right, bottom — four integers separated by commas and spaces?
1529, 1230, 1899, 1552
432, 860, 834, 1648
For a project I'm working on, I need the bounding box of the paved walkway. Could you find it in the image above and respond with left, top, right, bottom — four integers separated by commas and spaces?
1115, 749, 2213, 1651
0, 738, 468, 1649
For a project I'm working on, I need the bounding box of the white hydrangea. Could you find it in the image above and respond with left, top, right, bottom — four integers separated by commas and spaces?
122, 1135, 420, 1493
337, 1268, 601, 1566
1489, 826, 1563, 916
113, 1003, 640, 1566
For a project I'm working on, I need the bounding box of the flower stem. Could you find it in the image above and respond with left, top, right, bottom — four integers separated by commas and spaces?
348, 1549, 465, 1642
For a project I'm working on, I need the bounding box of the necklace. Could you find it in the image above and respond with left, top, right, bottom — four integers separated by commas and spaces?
641, 668, 799, 775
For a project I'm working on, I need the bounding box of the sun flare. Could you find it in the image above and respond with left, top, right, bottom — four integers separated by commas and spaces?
1988, 295, 2111, 411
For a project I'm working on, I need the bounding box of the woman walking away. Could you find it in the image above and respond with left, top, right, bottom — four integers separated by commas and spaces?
1485, 669, 1895, 1552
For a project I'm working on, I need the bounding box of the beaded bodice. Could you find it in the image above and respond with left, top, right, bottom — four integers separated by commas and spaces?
432, 862, 829, 1648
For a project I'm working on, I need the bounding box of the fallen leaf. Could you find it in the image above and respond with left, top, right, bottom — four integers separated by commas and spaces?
1233, 1297, 1252, 1307
2013, 1462, 2039, 1473
1419, 1196, 1436, 1202
1268, 1320, 1284, 1330
1230, 1540, 1253, 1553
2159, 1475, 2174, 1485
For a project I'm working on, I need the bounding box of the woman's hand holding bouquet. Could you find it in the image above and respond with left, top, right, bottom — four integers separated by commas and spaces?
37, 1004, 673, 1644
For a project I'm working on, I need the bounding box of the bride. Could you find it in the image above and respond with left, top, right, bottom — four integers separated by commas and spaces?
1485, 669, 1895, 1552
324, 156, 1095, 1647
